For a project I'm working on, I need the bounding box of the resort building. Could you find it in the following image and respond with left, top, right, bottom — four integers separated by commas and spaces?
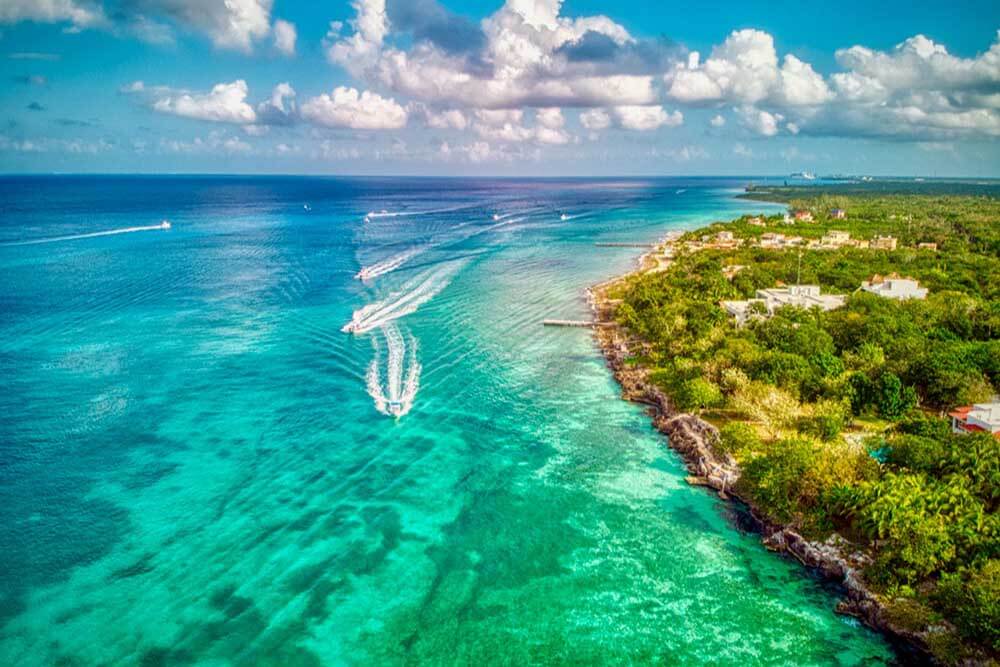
918, 242, 939, 251
871, 235, 899, 251
820, 230, 852, 248
722, 285, 847, 325
861, 274, 928, 300
949, 403, 1000, 439
831, 208, 847, 219
748, 216, 766, 227
792, 210, 814, 222
758, 232, 803, 249
782, 212, 794, 225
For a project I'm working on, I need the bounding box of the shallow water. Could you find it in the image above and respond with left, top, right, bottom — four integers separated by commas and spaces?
0, 176, 896, 665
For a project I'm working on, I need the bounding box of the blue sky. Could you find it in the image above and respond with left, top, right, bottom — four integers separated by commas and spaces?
1, 0, 999, 176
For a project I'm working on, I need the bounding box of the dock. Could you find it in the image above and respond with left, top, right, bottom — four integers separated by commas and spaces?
542, 319, 613, 328
594, 242, 657, 248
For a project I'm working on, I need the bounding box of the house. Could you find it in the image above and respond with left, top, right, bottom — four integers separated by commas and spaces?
861, 274, 928, 300
760, 232, 786, 248
831, 208, 847, 220
722, 285, 847, 325
759, 232, 803, 249
918, 242, 939, 251
871, 235, 898, 251
792, 210, 814, 222
821, 230, 852, 248
949, 403, 1000, 439
782, 212, 794, 225
747, 216, 766, 227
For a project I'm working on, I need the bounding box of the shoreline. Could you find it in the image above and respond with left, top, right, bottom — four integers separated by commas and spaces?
587, 232, 938, 664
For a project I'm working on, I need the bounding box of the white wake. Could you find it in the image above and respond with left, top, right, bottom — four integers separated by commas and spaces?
2, 221, 172, 247
343, 259, 467, 334
366, 324, 421, 418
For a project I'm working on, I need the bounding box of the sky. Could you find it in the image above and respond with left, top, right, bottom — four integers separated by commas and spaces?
1, 0, 999, 177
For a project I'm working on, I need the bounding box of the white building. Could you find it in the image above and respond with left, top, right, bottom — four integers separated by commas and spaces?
722, 285, 847, 325
861, 276, 928, 300
950, 403, 1000, 439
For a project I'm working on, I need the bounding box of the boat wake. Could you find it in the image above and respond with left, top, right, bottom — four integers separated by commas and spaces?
366, 324, 421, 418
343, 259, 466, 334
364, 202, 482, 222
355, 247, 422, 281
2, 221, 172, 247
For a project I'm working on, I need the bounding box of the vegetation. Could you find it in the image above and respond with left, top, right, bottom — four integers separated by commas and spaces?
611, 191, 1000, 662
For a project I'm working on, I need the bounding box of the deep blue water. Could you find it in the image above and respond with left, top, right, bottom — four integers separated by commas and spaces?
0, 176, 895, 665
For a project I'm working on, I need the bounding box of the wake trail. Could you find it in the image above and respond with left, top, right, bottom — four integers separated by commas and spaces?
342, 259, 468, 334
1, 221, 171, 247
355, 214, 521, 283
366, 324, 421, 418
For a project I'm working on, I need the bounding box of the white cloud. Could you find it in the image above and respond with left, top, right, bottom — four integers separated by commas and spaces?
273, 19, 296, 56
410, 104, 469, 130
326, 0, 656, 109
470, 107, 572, 144
151, 80, 258, 124
579, 108, 611, 131
733, 143, 753, 158
256, 82, 297, 125
536, 107, 565, 129
0, 0, 105, 31
301, 86, 408, 130
666, 29, 831, 107
614, 105, 683, 131
0, 0, 282, 53
735, 105, 783, 136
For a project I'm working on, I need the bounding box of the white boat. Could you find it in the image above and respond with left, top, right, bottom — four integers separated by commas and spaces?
159, 220, 172, 229
560, 214, 570, 221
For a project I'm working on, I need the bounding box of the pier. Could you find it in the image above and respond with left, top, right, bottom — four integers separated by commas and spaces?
594, 242, 657, 248
542, 319, 613, 328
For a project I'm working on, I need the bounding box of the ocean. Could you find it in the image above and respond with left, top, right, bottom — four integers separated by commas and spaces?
0, 176, 896, 665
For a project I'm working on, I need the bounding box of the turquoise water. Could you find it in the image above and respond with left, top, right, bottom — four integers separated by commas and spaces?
0, 176, 896, 665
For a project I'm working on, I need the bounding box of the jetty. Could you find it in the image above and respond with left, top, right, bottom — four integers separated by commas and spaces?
542, 319, 613, 328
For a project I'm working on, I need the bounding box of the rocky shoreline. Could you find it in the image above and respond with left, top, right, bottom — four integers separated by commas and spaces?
588, 274, 947, 665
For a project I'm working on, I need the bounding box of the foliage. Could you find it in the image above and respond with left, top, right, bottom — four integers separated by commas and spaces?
613, 191, 1000, 657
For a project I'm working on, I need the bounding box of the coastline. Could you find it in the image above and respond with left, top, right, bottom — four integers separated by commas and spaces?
587, 234, 938, 663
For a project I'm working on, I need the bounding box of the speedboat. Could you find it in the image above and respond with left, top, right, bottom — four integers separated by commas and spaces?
386, 400, 403, 417
560, 214, 570, 221
159, 220, 172, 229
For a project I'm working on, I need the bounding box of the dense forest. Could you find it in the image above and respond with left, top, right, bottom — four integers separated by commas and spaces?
612, 192, 1000, 663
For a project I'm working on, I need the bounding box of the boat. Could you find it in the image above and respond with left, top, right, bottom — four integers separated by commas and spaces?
303, 204, 312, 212
560, 214, 570, 221
159, 220, 172, 229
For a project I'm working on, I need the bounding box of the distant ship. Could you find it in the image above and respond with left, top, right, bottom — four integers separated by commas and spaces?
792, 171, 816, 180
